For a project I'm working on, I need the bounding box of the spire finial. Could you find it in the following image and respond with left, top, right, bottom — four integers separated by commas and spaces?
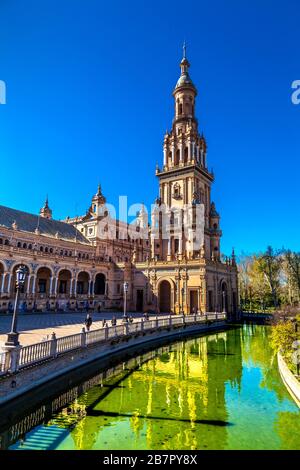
183, 40, 187, 59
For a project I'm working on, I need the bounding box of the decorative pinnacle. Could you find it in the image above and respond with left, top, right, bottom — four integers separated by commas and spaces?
183, 40, 187, 59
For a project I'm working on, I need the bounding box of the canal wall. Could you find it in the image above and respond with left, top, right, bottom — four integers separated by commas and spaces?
277, 351, 300, 408
0, 319, 228, 406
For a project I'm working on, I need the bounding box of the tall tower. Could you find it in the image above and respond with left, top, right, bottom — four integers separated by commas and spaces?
154, 45, 221, 262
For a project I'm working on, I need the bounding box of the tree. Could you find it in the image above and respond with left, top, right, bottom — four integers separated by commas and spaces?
283, 250, 300, 304
256, 246, 282, 309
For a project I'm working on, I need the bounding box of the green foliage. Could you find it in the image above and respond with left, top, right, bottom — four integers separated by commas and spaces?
238, 246, 300, 311
270, 321, 298, 368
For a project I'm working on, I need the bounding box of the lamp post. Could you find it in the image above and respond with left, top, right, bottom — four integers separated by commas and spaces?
5, 265, 27, 347
123, 281, 129, 320
222, 290, 226, 314
181, 286, 185, 315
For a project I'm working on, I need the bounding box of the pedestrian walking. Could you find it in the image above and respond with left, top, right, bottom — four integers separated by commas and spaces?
85, 313, 93, 331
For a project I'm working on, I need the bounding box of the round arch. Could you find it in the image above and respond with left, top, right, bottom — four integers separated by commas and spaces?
36, 266, 53, 295
157, 278, 175, 314
77, 271, 90, 295
57, 269, 72, 295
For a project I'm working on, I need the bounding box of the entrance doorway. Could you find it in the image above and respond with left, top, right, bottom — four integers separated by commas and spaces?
159, 281, 171, 313
136, 289, 144, 312
189, 290, 198, 314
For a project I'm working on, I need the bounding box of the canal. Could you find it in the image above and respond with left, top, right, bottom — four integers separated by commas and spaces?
2, 324, 300, 450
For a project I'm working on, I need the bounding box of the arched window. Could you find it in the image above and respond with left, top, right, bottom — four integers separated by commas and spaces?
93, 204, 97, 213
28, 244, 32, 250
0, 238, 2, 244
40, 246, 44, 252
17, 242, 21, 248
179, 103, 183, 115
4, 240, 9, 246
175, 149, 180, 165
49, 247, 53, 253
23, 243, 27, 249
45, 247, 48, 253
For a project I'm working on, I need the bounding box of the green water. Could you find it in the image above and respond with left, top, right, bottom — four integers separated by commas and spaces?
8, 325, 300, 450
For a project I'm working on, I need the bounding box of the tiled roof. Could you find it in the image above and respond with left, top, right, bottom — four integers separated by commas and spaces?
0, 205, 89, 244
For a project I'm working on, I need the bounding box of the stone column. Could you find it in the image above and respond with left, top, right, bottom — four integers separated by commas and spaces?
0, 273, 5, 294
49, 276, 53, 296
163, 146, 167, 167
171, 144, 175, 164
26, 275, 32, 295
179, 142, 183, 162
88, 279, 92, 296
7, 273, 12, 294
54, 277, 58, 296
31, 275, 37, 295
167, 238, 172, 261
70, 278, 74, 296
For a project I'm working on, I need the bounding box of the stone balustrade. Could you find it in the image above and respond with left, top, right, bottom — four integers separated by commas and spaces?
0, 312, 225, 376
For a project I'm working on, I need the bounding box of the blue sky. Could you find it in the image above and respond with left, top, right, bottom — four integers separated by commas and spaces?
0, 0, 299, 256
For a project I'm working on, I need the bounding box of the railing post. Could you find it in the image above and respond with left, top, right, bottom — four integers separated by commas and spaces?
169, 315, 172, 327
104, 324, 109, 341
194, 313, 197, 323
81, 327, 86, 348
155, 316, 159, 329
182, 314, 185, 325
6, 346, 21, 374
215, 312, 218, 320
141, 319, 144, 332
123, 322, 129, 336
205, 312, 208, 321
50, 332, 57, 358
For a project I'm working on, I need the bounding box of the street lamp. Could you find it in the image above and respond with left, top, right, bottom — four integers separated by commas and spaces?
222, 291, 226, 314
123, 281, 129, 320
181, 286, 185, 315
5, 265, 27, 347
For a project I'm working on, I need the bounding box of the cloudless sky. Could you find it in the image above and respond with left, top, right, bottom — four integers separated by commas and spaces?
0, 0, 299, 256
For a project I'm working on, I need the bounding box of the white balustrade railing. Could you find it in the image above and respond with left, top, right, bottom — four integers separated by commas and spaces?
86, 328, 106, 345
0, 312, 226, 375
19, 340, 52, 367
57, 333, 82, 354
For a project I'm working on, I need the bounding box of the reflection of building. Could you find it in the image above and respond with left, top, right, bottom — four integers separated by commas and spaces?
0, 47, 238, 315
65, 330, 243, 450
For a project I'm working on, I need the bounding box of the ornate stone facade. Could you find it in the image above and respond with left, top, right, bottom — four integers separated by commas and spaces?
0, 48, 238, 316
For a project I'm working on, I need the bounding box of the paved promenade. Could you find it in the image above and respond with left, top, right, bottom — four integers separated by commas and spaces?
0, 311, 150, 348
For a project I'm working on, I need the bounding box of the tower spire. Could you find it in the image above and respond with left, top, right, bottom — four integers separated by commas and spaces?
183, 40, 187, 59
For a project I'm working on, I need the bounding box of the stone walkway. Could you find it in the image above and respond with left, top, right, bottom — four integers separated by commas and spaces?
0, 311, 158, 347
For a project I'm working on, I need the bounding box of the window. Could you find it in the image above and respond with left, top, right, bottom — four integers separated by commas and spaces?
23, 243, 27, 249
179, 103, 183, 114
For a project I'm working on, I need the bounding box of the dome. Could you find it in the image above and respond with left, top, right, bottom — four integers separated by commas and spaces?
175, 72, 196, 90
